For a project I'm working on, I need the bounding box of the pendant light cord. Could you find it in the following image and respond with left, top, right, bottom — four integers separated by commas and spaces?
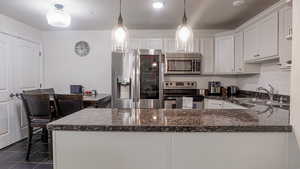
118, 0, 123, 25
183, 0, 187, 24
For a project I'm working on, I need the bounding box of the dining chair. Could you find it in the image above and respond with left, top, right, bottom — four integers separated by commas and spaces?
54, 94, 84, 117
20, 93, 53, 161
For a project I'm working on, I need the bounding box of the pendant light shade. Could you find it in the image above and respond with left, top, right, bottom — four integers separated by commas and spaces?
112, 0, 129, 52
176, 0, 193, 52
46, 4, 71, 28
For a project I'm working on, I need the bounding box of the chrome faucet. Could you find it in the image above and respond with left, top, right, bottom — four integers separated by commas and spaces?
257, 84, 274, 102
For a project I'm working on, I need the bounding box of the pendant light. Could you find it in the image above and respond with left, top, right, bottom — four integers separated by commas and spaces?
175, 0, 193, 52
112, 0, 129, 52
46, 3, 71, 28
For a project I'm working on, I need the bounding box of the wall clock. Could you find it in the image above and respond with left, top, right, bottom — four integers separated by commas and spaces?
75, 41, 90, 57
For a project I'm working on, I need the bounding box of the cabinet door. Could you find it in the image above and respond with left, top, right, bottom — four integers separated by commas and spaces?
163, 39, 176, 53
215, 35, 235, 73
258, 12, 278, 59
128, 39, 141, 49
244, 24, 259, 61
140, 39, 163, 50
200, 38, 214, 74
279, 7, 292, 67
234, 32, 244, 72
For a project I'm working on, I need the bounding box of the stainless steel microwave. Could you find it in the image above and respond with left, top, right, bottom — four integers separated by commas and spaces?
164, 53, 201, 74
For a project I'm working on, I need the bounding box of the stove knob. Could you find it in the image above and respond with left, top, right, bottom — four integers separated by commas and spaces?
170, 83, 173, 86
191, 82, 194, 86
166, 83, 169, 86
187, 82, 190, 85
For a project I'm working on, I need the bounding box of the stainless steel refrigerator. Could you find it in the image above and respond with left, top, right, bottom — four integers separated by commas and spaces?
111, 49, 164, 109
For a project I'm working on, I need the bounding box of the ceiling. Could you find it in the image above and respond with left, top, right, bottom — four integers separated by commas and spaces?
0, 0, 280, 30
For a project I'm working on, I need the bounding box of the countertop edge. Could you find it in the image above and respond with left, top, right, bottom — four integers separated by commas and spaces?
47, 125, 292, 133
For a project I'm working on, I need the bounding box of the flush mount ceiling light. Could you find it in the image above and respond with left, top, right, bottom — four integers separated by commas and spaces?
175, 0, 193, 52
46, 3, 71, 28
233, 0, 245, 7
112, 0, 129, 52
152, 1, 164, 9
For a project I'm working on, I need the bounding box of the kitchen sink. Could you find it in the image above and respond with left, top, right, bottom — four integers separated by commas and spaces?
232, 97, 289, 107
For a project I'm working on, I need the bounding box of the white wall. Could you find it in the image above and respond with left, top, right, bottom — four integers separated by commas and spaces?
291, 0, 300, 151
238, 61, 291, 95
42, 29, 238, 93
0, 14, 42, 43
42, 31, 112, 94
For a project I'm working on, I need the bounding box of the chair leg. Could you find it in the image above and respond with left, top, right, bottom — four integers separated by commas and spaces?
26, 127, 33, 161
41, 128, 48, 143
48, 130, 53, 160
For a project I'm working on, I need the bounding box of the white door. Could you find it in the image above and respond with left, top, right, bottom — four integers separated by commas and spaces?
200, 37, 214, 74
258, 12, 278, 59
215, 35, 235, 73
0, 33, 41, 148
234, 32, 244, 72
0, 33, 13, 149
244, 24, 259, 61
11, 38, 41, 142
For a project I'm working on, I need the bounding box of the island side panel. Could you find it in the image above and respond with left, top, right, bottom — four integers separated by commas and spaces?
52, 131, 291, 169
52, 131, 172, 169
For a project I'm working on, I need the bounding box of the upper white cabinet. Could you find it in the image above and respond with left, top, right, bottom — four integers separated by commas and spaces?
234, 32, 260, 73
244, 24, 259, 61
244, 12, 279, 62
163, 38, 200, 53
200, 38, 214, 74
215, 35, 235, 73
234, 32, 244, 73
258, 12, 279, 59
129, 39, 163, 50
279, 6, 292, 69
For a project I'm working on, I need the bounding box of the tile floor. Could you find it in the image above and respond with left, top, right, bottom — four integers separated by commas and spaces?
0, 136, 53, 169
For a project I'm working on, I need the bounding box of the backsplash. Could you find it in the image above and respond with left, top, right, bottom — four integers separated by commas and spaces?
237, 61, 291, 95
239, 90, 290, 104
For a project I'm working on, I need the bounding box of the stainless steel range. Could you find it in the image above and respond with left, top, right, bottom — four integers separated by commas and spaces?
163, 81, 204, 109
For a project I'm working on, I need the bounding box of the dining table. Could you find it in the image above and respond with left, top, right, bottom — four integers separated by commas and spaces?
50, 94, 111, 108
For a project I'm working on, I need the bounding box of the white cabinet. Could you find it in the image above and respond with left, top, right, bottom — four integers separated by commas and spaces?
215, 35, 235, 73
244, 12, 279, 62
258, 12, 279, 59
234, 32, 260, 73
279, 6, 292, 69
244, 24, 259, 61
200, 38, 214, 74
163, 38, 200, 53
234, 32, 244, 72
129, 39, 163, 50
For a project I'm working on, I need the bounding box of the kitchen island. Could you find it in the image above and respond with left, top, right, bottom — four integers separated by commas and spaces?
48, 108, 294, 169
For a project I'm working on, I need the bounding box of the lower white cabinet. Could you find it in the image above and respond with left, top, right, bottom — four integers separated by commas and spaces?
215, 35, 235, 73
53, 131, 296, 169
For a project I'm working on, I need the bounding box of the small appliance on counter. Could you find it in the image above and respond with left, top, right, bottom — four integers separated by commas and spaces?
70, 85, 84, 94
208, 81, 222, 96
227, 86, 239, 97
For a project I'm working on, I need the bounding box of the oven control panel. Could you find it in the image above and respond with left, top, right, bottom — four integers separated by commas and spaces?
164, 81, 197, 89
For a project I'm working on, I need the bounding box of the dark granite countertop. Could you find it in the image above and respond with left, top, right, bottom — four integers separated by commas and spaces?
47, 107, 292, 132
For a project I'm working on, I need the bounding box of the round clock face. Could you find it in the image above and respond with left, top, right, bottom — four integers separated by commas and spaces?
75, 41, 90, 57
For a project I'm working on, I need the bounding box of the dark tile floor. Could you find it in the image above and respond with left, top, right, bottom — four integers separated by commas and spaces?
0, 136, 53, 169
